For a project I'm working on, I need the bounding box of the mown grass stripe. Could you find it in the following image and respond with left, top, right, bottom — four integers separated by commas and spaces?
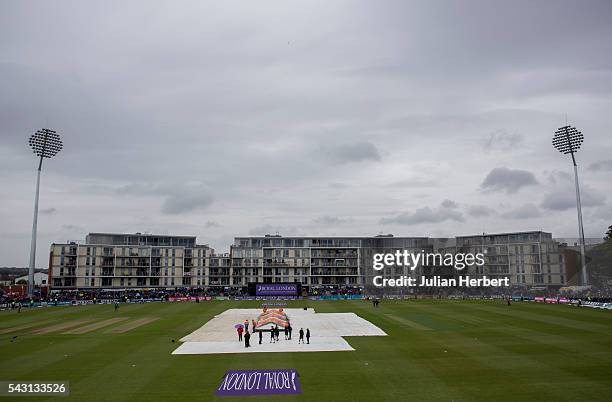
64, 317, 129, 334
107, 317, 159, 333
31, 319, 94, 334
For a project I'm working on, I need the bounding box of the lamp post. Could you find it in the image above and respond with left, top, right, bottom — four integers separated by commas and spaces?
27, 128, 63, 297
552, 125, 587, 285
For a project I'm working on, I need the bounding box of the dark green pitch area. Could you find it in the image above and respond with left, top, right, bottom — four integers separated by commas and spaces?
1, 300, 611, 401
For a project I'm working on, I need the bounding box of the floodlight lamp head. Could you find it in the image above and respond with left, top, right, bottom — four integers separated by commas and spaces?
552, 125, 583, 155
28, 128, 63, 159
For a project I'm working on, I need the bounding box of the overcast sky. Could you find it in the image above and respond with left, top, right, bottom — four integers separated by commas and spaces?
1, 0, 611, 267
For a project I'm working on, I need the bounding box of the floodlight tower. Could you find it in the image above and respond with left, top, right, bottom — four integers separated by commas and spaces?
27, 128, 63, 297
552, 125, 587, 285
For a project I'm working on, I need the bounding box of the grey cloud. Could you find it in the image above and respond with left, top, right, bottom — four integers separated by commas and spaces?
61, 224, 85, 232
545, 170, 572, 184
588, 160, 612, 172
589, 203, 612, 221
467, 205, 496, 217
116, 182, 214, 215
440, 199, 458, 209
318, 141, 381, 164
115, 184, 163, 196
204, 221, 220, 228
501, 204, 542, 219
313, 215, 350, 225
480, 167, 539, 194
1, 1, 612, 267
161, 189, 214, 215
380, 201, 464, 225
482, 129, 523, 151
40, 207, 56, 215
541, 188, 606, 211
387, 178, 437, 188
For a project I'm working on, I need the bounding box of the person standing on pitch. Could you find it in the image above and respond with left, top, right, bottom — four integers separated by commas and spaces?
298, 328, 304, 344
288, 324, 293, 340
259, 329, 263, 344
244, 319, 249, 332
306, 328, 311, 344
284, 325, 289, 340
270, 329, 275, 343
244, 330, 251, 348
237, 326, 243, 342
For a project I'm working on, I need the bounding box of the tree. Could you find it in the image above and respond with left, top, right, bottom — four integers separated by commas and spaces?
606, 225, 612, 240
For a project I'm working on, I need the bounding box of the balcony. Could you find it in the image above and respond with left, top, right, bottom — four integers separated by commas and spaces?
263, 259, 289, 267
311, 269, 358, 276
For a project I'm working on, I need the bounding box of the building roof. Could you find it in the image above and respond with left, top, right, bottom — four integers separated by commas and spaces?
87, 232, 196, 239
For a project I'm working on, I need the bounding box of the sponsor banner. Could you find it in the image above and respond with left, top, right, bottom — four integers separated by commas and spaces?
262, 302, 288, 307
216, 369, 301, 396
168, 297, 207, 302
545, 298, 557, 303
308, 295, 363, 300
534, 297, 545, 302
256, 284, 298, 296
318, 295, 363, 300
124, 298, 164, 303
239, 296, 299, 300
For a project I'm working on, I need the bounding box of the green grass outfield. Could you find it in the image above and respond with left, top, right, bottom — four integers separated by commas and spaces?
1, 300, 611, 401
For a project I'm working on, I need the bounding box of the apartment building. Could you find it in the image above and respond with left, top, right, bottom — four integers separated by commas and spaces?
48, 231, 567, 290
231, 235, 364, 287
451, 231, 565, 287
49, 233, 214, 289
